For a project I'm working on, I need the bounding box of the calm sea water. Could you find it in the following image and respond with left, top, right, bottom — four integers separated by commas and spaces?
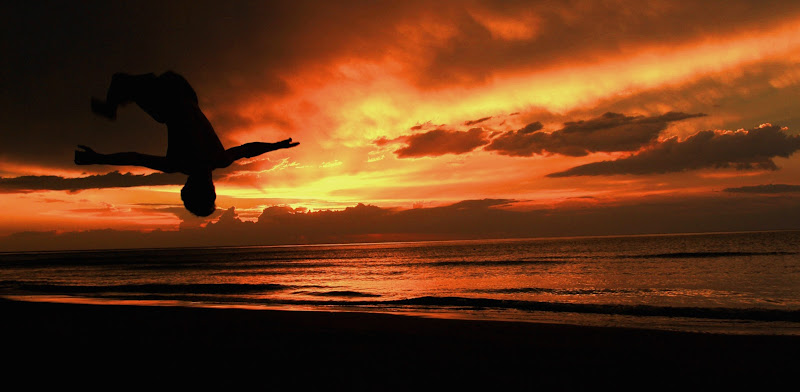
2, 231, 799, 335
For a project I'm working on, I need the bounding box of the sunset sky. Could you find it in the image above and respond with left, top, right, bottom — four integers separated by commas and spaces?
2, 1, 800, 250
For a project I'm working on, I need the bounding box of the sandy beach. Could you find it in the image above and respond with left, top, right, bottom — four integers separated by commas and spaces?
2, 297, 797, 389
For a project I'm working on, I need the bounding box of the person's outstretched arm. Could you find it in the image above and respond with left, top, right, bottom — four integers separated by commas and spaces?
225, 138, 299, 162
74, 145, 176, 173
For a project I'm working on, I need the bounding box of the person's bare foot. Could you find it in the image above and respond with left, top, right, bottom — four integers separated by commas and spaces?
74, 145, 99, 165
91, 98, 116, 120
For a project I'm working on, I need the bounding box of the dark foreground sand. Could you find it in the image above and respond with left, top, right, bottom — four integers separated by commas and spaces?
2, 298, 798, 389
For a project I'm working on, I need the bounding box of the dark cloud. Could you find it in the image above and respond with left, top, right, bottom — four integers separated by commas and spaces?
548, 125, 800, 177
394, 128, 490, 158
486, 112, 705, 157
409, 121, 435, 131
463, 116, 492, 126
0, 171, 185, 193
445, 199, 514, 209
385, 111, 704, 159
373, 137, 393, 147
723, 184, 800, 194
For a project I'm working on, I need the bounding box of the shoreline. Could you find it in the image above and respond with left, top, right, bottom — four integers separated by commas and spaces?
8, 293, 800, 336
3, 297, 799, 387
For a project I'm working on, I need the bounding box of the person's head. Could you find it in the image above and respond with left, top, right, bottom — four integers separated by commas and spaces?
181, 173, 216, 217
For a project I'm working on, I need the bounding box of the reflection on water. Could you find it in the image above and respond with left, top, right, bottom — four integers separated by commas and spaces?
2, 231, 800, 334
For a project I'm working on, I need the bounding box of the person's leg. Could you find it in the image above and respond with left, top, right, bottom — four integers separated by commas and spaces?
74, 145, 174, 172
91, 73, 159, 120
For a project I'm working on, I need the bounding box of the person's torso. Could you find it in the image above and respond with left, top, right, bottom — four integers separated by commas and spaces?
165, 103, 230, 174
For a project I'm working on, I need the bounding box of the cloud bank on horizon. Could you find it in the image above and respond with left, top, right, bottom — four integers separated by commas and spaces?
3, 1, 800, 245
3, 195, 800, 252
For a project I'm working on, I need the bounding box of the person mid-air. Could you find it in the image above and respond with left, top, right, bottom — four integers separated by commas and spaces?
76, 72, 299, 217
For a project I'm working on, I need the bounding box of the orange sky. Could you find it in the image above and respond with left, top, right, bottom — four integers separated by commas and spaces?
2, 1, 800, 249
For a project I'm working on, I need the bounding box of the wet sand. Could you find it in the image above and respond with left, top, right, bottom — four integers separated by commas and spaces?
2, 298, 797, 389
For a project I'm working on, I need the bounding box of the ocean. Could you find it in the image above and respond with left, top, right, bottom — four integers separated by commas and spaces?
2, 230, 799, 335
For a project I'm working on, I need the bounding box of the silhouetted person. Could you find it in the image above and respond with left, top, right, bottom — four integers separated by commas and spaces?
76, 72, 299, 216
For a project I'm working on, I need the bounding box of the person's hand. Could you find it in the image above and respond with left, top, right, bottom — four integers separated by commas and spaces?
276, 138, 300, 149
74, 145, 100, 165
